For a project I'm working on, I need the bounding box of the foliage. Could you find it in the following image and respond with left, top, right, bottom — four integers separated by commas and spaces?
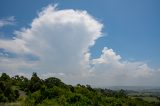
0, 72, 160, 106
0, 73, 20, 102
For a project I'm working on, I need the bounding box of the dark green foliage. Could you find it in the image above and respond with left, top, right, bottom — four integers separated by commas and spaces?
0, 73, 10, 82
12, 75, 29, 91
0, 74, 20, 102
27, 72, 43, 93
0, 72, 160, 106
44, 77, 65, 88
100, 88, 127, 98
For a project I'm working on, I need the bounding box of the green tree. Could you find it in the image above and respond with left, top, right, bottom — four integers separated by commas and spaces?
27, 72, 42, 93
0, 73, 10, 82
44, 77, 65, 88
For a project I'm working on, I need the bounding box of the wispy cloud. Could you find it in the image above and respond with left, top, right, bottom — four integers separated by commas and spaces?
0, 16, 16, 28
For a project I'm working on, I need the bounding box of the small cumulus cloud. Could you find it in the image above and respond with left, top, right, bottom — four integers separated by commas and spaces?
0, 5, 159, 86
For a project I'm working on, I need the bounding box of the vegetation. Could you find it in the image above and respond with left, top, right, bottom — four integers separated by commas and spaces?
0, 72, 160, 106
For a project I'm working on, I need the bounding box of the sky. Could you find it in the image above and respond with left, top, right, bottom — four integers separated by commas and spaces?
0, 0, 160, 87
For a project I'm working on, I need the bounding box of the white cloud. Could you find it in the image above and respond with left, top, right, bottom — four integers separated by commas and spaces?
0, 38, 31, 54
90, 47, 159, 86
0, 5, 159, 86
0, 5, 103, 81
0, 16, 15, 28
0, 56, 36, 76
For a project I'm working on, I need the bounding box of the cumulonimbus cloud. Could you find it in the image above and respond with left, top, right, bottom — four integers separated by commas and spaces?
0, 5, 159, 86
0, 5, 103, 80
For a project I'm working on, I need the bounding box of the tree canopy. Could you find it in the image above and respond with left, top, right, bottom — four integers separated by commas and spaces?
0, 72, 160, 106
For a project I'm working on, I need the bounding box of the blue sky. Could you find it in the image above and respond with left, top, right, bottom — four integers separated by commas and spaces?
0, 0, 160, 68
0, 0, 160, 86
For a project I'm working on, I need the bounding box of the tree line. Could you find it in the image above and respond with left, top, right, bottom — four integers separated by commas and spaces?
0, 72, 160, 106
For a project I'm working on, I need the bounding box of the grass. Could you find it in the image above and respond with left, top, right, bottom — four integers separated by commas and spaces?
0, 102, 22, 106
130, 96, 159, 102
